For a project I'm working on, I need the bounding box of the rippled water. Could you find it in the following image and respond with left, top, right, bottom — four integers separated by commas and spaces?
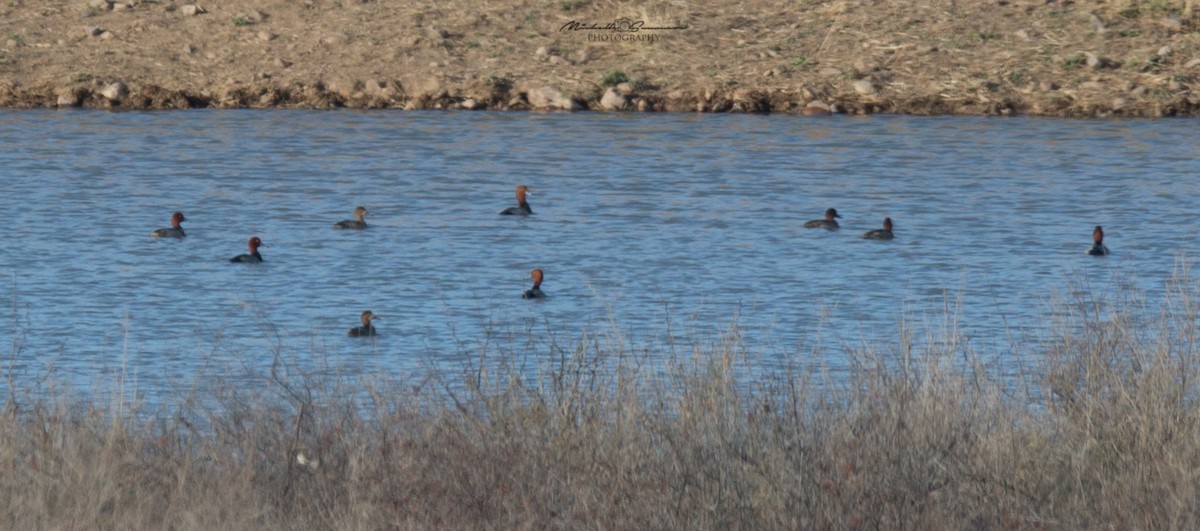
2, 110, 1198, 402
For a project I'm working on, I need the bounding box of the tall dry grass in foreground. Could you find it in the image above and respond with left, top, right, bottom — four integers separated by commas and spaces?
4, 277, 1200, 529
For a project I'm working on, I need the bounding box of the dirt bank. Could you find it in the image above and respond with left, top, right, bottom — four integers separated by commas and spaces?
1, 0, 1198, 116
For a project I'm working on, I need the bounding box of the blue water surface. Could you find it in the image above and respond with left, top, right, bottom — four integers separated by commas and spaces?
1, 110, 1198, 403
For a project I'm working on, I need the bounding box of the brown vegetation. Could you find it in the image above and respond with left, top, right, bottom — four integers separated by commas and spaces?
3, 269, 1200, 528
1, 0, 1199, 116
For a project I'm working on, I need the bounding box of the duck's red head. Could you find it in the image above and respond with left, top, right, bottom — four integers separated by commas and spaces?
171, 211, 186, 228
882, 217, 893, 231
530, 268, 544, 288
1093, 225, 1104, 244
249, 236, 264, 251
354, 206, 368, 219
360, 310, 378, 325
516, 185, 530, 205
826, 208, 842, 220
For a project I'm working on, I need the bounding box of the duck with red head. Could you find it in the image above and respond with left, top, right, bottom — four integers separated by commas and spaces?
230, 236, 266, 263
348, 310, 379, 337
522, 268, 546, 299
862, 217, 894, 240
803, 208, 841, 230
1087, 225, 1110, 256
151, 211, 187, 239
500, 185, 533, 216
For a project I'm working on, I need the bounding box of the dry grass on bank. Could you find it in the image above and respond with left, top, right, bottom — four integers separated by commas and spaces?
3, 0, 1200, 115
3, 275, 1200, 529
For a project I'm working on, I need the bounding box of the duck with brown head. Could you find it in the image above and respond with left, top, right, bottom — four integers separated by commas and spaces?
500, 185, 533, 216
348, 310, 379, 337
334, 206, 369, 229
229, 236, 266, 263
862, 217, 894, 240
522, 268, 546, 299
1087, 225, 1110, 256
803, 208, 841, 230
151, 211, 187, 239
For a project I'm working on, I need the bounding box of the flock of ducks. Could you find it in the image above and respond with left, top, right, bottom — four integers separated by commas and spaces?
800, 207, 1110, 256
151, 185, 1111, 337
150, 185, 549, 337
801, 207, 894, 241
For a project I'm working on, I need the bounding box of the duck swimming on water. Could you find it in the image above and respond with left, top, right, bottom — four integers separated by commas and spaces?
229, 236, 266, 263
334, 206, 369, 229
862, 217, 894, 240
522, 268, 546, 299
803, 208, 841, 230
151, 211, 187, 239
1087, 225, 1110, 256
500, 185, 533, 216
348, 310, 379, 337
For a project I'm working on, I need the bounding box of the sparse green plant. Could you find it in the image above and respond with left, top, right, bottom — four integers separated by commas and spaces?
559, 0, 588, 11
600, 70, 629, 87
1061, 53, 1085, 69
233, 16, 249, 26
792, 55, 814, 68
72, 73, 93, 83
976, 31, 998, 41
1118, 29, 1142, 37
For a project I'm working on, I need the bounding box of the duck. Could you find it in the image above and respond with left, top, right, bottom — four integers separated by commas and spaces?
348, 310, 379, 337
522, 268, 546, 299
229, 236, 266, 263
803, 208, 841, 230
333, 206, 369, 229
862, 217, 894, 240
151, 211, 187, 239
1087, 225, 1110, 256
500, 185, 533, 216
